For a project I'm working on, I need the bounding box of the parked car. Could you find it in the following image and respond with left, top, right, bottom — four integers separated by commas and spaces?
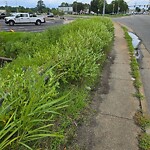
0, 13, 6, 19
5, 13, 46, 26
90, 11, 96, 15
47, 13, 54, 17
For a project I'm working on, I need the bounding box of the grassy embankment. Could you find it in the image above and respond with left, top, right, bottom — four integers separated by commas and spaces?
0, 18, 114, 150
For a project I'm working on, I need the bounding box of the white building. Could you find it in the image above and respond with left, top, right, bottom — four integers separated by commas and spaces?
58, 6, 73, 14
0, 10, 6, 14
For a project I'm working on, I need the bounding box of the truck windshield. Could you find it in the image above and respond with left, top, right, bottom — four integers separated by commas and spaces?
10, 13, 16, 17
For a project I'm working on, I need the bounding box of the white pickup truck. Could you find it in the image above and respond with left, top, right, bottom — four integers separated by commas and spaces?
5, 13, 46, 26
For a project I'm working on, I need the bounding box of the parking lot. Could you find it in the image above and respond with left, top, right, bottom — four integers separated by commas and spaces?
0, 18, 65, 32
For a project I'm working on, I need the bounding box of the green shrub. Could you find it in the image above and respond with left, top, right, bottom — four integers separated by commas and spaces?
0, 32, 33, 57
0, 17, 114, 149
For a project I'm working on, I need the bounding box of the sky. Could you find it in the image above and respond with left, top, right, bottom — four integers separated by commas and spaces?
0, 0, 149, 8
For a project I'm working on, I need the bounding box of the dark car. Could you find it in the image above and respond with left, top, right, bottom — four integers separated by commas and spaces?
0, 13, 6, 19
47, 13, 54, 17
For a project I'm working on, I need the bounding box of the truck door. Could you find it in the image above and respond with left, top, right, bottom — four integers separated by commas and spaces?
29, 14, 37, 23
19, 14, 30, 23
15, 14, 21, 23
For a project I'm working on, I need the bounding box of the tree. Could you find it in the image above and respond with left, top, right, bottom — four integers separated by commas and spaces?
84, 3, 90, 13
60, 2, 69, 7
109, 0, 128, 14
72, 1, 84, 13
90, 0, 104, 14
51, 8, 64, 15
37, 0, 46, 13
135, 7, 141, 12
117, 0, 128, 13
105, 3, 113, 14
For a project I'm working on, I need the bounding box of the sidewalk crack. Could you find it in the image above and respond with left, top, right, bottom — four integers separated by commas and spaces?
99, 112, 133, 121
110, 77, 132, 81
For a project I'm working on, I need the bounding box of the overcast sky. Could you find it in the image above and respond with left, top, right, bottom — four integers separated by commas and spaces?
0, 0, 149, 8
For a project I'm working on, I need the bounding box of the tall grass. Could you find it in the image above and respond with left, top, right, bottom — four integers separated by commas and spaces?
0, 17, 114, 149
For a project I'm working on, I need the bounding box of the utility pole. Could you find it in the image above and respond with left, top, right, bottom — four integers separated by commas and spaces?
102, 0, 106, 16
134, 2, 137, 13
117, 1, 120, 14
76, 0, 77, 13
16, 0, 18, 12
113, 3, 115, 14
5, 1, 7, 14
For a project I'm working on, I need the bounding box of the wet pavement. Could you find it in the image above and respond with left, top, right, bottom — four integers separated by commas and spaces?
128, 32, 141, 49
128, 32, 143, 62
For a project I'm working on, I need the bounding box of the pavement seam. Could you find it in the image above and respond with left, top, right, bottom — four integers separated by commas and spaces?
141, 68, 150, 70
99, 112, 134, 121
110, 77, 133, 81
114, 62, 130, 64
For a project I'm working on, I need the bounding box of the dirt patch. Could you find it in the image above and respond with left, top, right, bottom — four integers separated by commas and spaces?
67, 49, 115, 150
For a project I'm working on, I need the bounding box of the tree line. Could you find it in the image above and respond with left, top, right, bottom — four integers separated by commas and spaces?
0, 0, 129, 15
60, 0, 128, 14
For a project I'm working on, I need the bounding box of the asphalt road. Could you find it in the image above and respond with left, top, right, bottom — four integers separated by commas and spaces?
0, 18, 64, 32
113, 15, 150, 52
113, 15, 150, 113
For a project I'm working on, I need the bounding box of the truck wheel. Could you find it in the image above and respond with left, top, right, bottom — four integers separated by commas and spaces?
9, 20, 14, 26
35, 20, 41, 25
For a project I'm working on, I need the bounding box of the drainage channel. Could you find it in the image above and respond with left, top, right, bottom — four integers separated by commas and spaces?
128, 32, 143, 62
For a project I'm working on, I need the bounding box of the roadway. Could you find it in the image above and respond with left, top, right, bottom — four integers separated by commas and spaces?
113, 15, 150, 113
113, 15, 150, 52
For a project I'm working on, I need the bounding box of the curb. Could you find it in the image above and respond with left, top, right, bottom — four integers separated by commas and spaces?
138, 43, 150, 116
118, 22, 133, 32
118, 23, 149, 116
119, 23, 150, 135
139, 78, 150, 118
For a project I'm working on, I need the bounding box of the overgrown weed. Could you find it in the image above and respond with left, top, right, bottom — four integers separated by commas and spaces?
0, 17, 114, 149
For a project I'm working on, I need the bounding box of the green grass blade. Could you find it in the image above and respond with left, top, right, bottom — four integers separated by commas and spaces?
19, 142, 33, 150
22, 133, 64, 142
28, 124, 54, 134
34, 94, 70, 112
0, 127, 20, 149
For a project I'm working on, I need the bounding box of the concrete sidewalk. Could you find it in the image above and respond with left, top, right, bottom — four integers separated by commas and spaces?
91, 22, 141, 150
